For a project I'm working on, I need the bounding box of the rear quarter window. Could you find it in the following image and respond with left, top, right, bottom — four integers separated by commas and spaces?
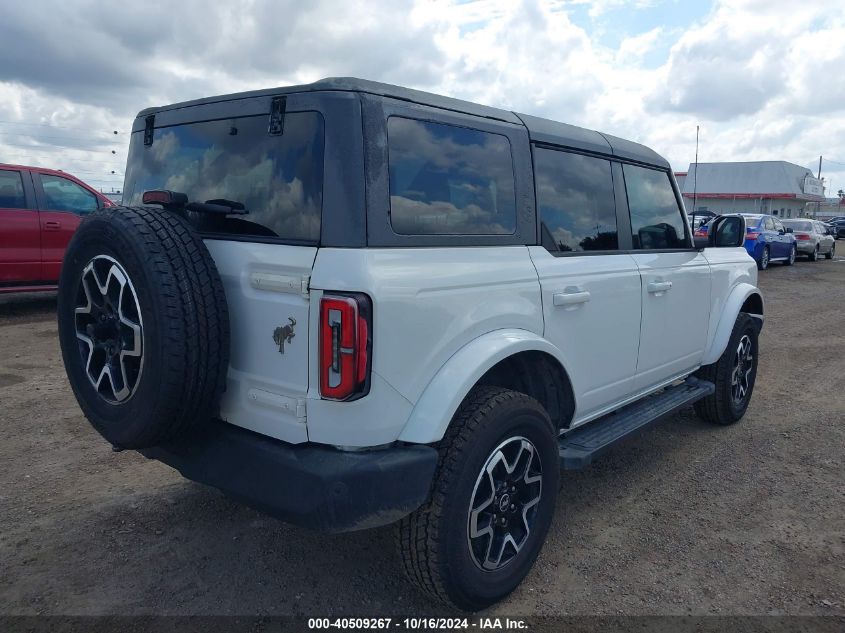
386, 117, 516, 235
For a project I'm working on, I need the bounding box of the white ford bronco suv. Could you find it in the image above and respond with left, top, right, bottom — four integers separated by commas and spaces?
57, 78, 763, 610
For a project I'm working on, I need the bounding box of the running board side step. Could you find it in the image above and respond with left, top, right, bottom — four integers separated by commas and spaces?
559, 377, 715, 470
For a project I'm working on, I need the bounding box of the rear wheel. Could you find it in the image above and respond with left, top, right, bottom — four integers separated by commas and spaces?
757, 246, 769, 270
808, 244, 819, 261
783, 244, 796, 266
694, 313, 758, 425
825, 243, 835, 259
396, 387, 559, 611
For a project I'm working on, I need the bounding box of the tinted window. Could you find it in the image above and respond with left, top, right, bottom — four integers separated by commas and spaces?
784, 220, 812, 232
623, 164, 688, 249
124, 112, 324, 242
387, 117, 516, 235
534, 148, 618, 253
41, 174, 98, 215
0, 170, 26, 209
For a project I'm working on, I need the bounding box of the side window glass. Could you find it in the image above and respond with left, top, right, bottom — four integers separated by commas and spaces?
623, 164, 688, 250
533, 148, 618, 253
774, 219, 784, 232
765, 217, 775, 231
40, 174, 98, 215
0, 170, 27, 209
387, 117, 516, 235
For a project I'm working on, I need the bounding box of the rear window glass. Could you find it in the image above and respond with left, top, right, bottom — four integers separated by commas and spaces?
387, 117, 516, 235
784, 221, 812, 232
123, 112, 324, 242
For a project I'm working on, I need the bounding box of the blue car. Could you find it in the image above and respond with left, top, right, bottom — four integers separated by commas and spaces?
695, 213, 797, 270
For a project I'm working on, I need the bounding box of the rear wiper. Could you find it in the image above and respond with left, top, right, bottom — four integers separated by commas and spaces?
142, 190, 249, 215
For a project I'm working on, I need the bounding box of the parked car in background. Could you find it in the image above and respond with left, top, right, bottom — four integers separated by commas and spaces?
695, 213, 796, 270
828, 218, 845, 239
0, 164, 114, 293
781, 219, 835, 261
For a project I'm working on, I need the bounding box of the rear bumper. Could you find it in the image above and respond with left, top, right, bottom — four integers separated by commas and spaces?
141, 420, 438, 533
795, 241, 816, 254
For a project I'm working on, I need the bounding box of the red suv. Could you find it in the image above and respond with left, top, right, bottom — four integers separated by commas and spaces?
0, 164, 114, 293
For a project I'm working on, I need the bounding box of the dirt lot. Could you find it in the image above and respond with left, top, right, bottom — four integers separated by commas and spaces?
1, 257, 843, 617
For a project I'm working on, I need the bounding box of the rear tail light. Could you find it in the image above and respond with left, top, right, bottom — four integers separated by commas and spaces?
319, 293, 372, 401
746, 230, 760, 240
694, 228, 708, 237
795, 233, 811, 240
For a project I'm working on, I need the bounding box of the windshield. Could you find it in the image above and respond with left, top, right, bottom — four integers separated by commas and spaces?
783, 220, 812, 232
123, 111, 325, 243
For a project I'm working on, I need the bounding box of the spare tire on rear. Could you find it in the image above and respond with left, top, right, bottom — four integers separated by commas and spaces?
57, 206, 230, 449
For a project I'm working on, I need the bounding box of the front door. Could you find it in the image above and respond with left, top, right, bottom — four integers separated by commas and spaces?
529, 148, 642, 423
620, 163, 711, 392
0, 168, 41, 284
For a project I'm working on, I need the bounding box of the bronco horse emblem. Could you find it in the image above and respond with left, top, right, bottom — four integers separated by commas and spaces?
272, 317, 296, 354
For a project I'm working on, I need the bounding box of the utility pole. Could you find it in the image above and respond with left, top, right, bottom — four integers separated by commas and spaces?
816, 156, 822, 219
691, 125, 699, 226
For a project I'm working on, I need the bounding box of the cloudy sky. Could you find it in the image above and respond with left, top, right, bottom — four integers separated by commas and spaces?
1, 0, 844, 196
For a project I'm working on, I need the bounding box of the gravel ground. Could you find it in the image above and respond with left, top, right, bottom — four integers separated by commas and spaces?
1, 256, 843, 617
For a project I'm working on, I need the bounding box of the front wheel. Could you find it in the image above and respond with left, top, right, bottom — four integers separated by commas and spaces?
757, 246, 769, 270
396, 387, 559, 611
825, 243, 835, 259
694, 313, 759, 425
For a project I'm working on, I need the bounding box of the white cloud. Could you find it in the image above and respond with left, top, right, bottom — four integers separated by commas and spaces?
1, 0, 844, 195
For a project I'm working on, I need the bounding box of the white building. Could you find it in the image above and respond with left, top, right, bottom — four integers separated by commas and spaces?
679, 161, 825, 219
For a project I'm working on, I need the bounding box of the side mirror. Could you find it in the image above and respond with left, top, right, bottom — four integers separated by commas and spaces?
785, 227, 794, 234
708, 215, 746, 248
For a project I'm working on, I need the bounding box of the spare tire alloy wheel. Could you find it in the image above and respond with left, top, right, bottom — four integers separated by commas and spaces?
468, 437, 542, 571
74, 255, 143, 404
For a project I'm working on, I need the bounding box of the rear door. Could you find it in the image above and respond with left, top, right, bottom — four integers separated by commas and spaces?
0, 168, 41, 284
120, 91, 355, 443
33, 172, 101, 281
622, 163, 711, 392
529, 148, 642, 421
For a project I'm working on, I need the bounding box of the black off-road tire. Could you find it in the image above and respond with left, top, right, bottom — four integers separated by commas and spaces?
57, 206, 229, 449
396, 387, 559, 611
694, 313, 758, 425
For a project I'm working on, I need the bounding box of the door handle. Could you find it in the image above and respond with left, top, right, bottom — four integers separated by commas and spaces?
44, 221, 61, 231
647, 281, 673, 293
553, 290, 591, 306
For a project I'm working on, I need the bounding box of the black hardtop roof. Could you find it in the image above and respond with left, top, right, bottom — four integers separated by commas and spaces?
136, 77, 668, 168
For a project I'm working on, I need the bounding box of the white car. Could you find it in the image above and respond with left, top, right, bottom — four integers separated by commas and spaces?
57, 78, 764, 611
